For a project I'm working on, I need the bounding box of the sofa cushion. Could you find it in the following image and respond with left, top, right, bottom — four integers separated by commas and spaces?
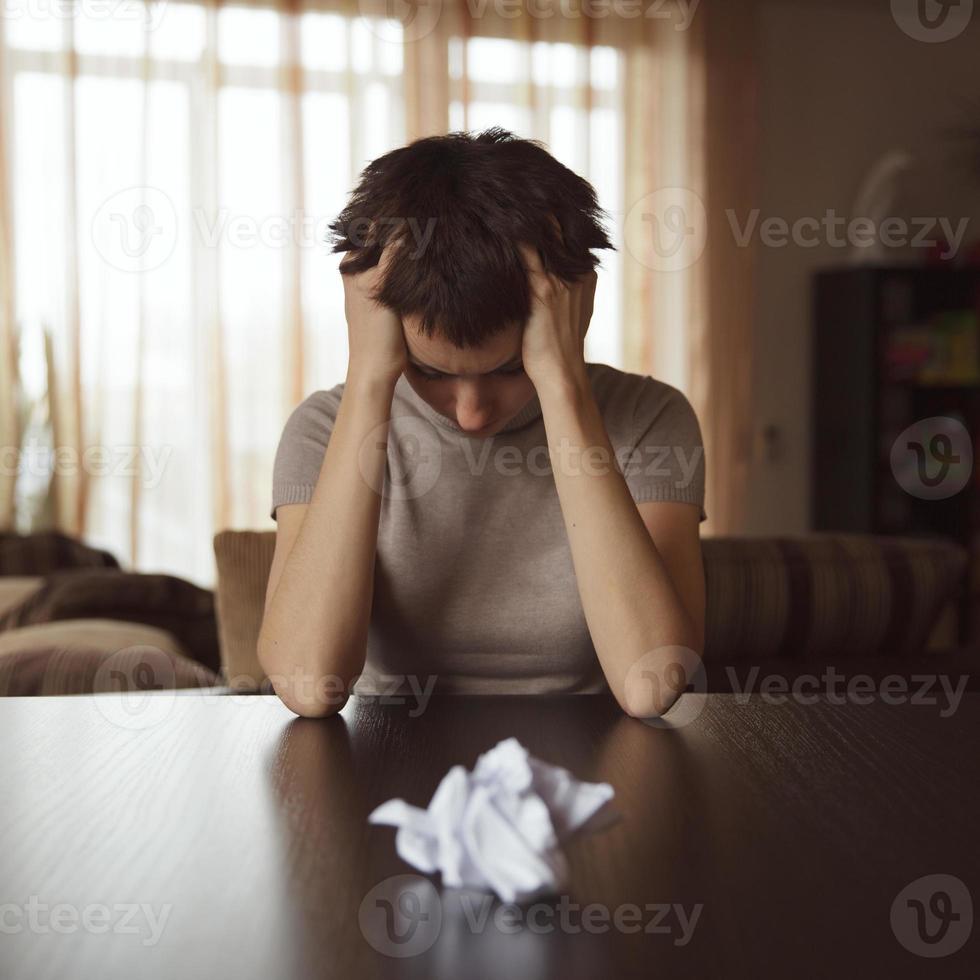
0, 577, 44, 619
0, 619, 219, 696
213, 530, 276, 690
702, 534, 968, 663
0, 569, 220, 673
0, 531, 119, 574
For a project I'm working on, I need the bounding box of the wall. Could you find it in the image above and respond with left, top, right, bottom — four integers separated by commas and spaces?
742, 0, 980, 534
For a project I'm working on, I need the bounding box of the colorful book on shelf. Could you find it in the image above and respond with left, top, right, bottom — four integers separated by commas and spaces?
884, 310, 979, 385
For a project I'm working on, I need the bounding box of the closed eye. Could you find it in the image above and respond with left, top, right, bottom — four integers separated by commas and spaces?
413, 364, 524, 380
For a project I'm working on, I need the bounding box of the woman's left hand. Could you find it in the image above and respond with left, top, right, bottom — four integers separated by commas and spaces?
519, 243, 598, 393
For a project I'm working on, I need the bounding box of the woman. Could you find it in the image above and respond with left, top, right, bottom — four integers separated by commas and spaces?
258, 128, 706, 719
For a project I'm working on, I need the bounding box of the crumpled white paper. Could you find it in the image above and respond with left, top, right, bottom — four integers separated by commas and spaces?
368, 737, 615, 903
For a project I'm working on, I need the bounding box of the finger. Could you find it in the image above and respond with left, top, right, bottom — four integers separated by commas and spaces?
571, 268, 597, 305
579, 269, 598, 335
377, 237, 402, 278
584, 268, 598, 301
518, 242, 546, 278
521, 243, 569, 316
546, 213, 563, 244
339, 248, 359, 275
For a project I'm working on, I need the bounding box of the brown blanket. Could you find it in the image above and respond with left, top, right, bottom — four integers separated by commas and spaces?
0, 569, 220, 673
0, 531, 120, 574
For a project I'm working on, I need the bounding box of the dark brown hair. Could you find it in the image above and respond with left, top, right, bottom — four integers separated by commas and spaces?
328, 127, 615, 348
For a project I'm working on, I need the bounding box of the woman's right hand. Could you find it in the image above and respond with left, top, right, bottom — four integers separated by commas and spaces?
340, 242, 407, 386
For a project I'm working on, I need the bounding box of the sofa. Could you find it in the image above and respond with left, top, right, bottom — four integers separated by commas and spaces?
0, 529, 975, 698
212, 529, 978, 695
0, 532, 221, 696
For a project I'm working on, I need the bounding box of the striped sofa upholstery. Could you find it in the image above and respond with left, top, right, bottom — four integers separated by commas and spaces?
0, 619, 219, 696
702, 534, 968, 664
213, 530, 277, 689
214, 530, 970, 691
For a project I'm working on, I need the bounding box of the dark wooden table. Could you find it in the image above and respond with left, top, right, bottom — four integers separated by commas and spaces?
1, 692, 977, 979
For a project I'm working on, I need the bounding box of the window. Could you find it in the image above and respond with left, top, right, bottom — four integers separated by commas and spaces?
2, 1, 628, 582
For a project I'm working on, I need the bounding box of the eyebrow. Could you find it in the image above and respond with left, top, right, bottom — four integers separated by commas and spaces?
408, 354, 524, 375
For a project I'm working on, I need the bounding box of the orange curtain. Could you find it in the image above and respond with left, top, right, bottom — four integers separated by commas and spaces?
692, 1, 759, 536
0, 0, 757, 582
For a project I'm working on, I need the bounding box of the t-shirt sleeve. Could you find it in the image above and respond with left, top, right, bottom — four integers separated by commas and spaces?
270, 388, 342, 521
623, 378, 707, 523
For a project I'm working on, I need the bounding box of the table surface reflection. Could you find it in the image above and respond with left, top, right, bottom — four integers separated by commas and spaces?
1, 691, 977, 979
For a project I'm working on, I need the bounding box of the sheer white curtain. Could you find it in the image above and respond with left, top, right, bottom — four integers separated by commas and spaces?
0, 0, 752, 587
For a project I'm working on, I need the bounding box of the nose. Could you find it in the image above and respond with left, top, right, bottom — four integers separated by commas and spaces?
453, 379, 495, 433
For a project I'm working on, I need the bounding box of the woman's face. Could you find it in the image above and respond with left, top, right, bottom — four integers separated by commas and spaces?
400, 315, 537, 438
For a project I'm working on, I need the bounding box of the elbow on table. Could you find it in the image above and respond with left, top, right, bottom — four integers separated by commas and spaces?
619, 678, 680, 721
256, 640, 351, 719
618, 643, 705, 721
267, 669, 350, 719
274, 684, 349, 719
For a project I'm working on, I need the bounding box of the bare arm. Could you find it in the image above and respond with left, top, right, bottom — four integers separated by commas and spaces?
536, 379, 705, 717
519, 241, 705, 718
257, 374, 398, 717
258, 245, 407, 717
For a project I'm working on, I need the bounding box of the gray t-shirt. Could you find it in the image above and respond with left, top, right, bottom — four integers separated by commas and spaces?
270, 362, 705, 695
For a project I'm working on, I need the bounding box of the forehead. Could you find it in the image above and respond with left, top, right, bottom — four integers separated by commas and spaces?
403, 319, 523, 374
